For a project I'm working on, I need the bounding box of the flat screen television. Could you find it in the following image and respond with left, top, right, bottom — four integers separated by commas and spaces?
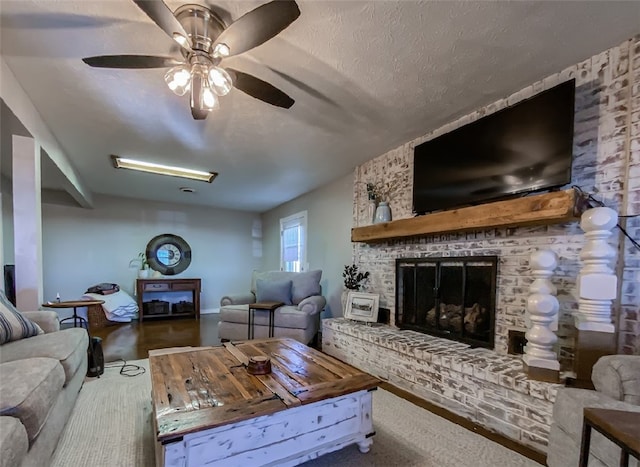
413, 80, 575, 215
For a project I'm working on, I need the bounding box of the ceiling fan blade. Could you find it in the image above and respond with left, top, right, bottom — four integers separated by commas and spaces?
82, 55, 183, 69
228, 69, 294, 109
132, 0, 191, 50
214, 0, 300, 57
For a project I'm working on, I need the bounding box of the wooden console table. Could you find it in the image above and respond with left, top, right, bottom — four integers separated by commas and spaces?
136, 278, 201, 322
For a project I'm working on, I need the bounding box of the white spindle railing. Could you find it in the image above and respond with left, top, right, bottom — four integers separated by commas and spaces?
524, 250, 560, 376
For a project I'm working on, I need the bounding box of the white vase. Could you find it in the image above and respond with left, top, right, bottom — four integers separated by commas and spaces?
138, 268, 149, 279
374, 201, 392, 223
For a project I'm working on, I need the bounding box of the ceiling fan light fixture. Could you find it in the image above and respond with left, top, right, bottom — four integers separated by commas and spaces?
213, 43, 230, 58
164, 65, 191, 96
173, 33, 191, 49
190, 67, 218, 116
111, 156, 217, 183
208, 66, 232, 96
202, 85, 218, 109
83, 1, 299, 119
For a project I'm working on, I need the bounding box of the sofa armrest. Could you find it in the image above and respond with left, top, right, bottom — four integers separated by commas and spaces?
552, 387, 640, 437
220, 293, 256, 307
297, 295, 326, 315
21, 311, 60, 333
592, 355, 640, 404
0, 416, 28, 467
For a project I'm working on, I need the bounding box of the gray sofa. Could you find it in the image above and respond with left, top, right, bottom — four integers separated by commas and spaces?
547, 355, 640, 467
219, 270, 326, 345
0, 311, 88, 467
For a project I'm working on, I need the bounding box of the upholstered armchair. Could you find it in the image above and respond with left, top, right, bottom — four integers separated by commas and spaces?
547, 355, 640, 467
219, 270, 326, 345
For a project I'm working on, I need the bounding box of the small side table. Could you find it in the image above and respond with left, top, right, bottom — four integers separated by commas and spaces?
579, 407, 640, 467
248, 301, 284, 339
42, 300, 105, 329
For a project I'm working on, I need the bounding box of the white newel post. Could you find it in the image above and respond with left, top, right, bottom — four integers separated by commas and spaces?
573, 207, 618, 333
524, 250, 560, 381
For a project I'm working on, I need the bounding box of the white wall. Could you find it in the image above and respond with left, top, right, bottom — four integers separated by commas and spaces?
42, 194, 262, 318
1, 186, 13, 265
261, 174, 353, 318
1, 58, 92, 207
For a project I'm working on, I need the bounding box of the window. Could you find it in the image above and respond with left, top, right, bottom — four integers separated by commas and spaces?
280, 211, 307, 272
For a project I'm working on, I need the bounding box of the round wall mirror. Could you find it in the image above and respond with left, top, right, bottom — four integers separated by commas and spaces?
146, 234, 192, 275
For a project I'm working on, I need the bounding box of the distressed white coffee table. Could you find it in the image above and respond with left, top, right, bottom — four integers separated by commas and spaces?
149, 338, 379, 467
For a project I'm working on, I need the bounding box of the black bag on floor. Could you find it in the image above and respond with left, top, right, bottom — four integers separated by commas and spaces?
87, 336, 104, 377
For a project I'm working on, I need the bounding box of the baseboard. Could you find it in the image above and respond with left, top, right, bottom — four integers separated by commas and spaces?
379, 382, 547, 466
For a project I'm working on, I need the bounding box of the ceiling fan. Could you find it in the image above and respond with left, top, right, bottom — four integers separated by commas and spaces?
82, 0, 300, 119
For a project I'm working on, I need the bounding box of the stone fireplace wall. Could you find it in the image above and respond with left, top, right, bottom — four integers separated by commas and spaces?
352, 36, 640, 360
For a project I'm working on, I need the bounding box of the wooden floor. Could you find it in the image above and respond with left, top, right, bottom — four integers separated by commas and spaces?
88, 314, 221, 362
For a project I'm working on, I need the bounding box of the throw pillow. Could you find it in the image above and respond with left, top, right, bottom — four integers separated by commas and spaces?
291, 269, 322, 304
256, 279, 292, 305
0, 291, 44, 345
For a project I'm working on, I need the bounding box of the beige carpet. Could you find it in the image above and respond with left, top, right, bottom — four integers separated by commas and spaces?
52, 359, 542, 467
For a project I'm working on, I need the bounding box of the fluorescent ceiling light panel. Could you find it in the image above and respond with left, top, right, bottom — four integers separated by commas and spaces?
111, 156, 217, 183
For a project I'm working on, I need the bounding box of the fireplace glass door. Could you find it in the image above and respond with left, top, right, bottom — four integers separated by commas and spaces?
396, 256, 497, 348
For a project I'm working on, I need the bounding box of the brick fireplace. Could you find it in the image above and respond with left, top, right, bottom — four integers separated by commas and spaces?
396, 256, 498, 348
323, 36, 640, 455
322, 319, 561, 453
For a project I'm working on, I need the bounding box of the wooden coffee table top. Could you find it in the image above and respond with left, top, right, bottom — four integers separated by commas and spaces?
149, 338, 379, 442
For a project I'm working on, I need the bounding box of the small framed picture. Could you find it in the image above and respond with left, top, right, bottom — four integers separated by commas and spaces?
345, 292, 380, 323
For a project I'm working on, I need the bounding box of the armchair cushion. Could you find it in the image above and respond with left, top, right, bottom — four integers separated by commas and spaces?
220, 304, 316, 330
0, 292, 43, 344
256, 279, 292, 305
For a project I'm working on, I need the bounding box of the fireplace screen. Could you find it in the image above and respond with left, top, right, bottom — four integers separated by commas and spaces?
396, 256, 497, 348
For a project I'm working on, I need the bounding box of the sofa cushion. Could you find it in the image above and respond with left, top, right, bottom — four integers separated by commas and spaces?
251, 270, 322, 305
220, 304, 314, 329
0, 358, 65, 443
0, 291, 44, 344
0, 328, 88, 383
256, 279, 292, 305
0, 416, 29, 467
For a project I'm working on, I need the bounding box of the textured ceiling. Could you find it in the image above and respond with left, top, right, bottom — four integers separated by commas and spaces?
1, 1, 638, 212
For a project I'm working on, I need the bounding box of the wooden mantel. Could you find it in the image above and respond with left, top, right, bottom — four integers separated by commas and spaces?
351, 188, 588, 243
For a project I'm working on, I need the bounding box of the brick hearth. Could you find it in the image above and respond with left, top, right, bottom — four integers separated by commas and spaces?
322, 318, 563, 453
